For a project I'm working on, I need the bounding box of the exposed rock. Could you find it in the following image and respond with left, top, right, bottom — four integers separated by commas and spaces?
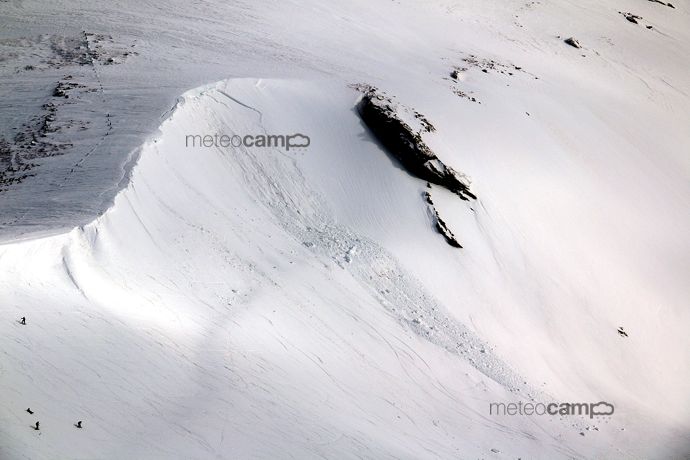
564, 37, 581, 49
0, 32, 137, 73
412, 110, 436, 133
424, 192, 462, 248
445, 56, 535, 103
0, 75, 99, 193
357, 89, 476, 201
619, 12, 643, 24
648, 0, 674, 8
52, 80, 79, 98
453, 88, 480, 104
459, 54, 528, 76
625, 13, 641, 24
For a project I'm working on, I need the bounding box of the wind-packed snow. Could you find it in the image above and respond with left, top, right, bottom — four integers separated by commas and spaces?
1, 0, 689, 459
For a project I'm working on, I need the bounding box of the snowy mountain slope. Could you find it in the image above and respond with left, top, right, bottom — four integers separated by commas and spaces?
0, 76, 687, 459
0, 79, 575, 459
1, 0, 689, 459
2, 0, 688, 238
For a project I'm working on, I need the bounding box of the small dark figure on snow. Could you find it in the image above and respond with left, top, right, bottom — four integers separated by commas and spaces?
20, 317, 26, 325
617, 326, 628, 337
76, 421, 83, 428
34, 421, 40, 431
26, 408, 34, 414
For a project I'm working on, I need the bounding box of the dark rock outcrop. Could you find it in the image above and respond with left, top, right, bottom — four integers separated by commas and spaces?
424, 192, 462, 248
648, 0, 674, 8
564, 37, 581, 49
619, 12, 644, 24
357, 90, 476, 201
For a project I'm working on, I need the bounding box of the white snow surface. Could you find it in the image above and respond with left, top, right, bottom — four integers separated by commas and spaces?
1, 0, 689, 459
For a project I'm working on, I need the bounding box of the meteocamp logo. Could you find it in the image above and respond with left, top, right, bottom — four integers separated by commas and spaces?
489, 401, 614, 419
185, 132, 310, 152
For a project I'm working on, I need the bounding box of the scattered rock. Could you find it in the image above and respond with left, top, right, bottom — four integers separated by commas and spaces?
619, 12, 654, 28
0, 75, 99, 193
620, 12, 642, 24
444, 56, 536, 103
52, 80, 78, 98
459, 54, 528, 76
412, 110, 436, 133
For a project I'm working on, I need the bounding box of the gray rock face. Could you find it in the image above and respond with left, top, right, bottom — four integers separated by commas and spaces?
357, 89, 476, 201
648, 0, 674, 8
564, 37, 581, 49
424, 191, 462, 248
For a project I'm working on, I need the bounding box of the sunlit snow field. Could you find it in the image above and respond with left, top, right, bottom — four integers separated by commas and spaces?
1, 0, 689, 458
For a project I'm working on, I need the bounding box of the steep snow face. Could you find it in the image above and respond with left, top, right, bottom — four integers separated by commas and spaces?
1, 0, 689, 459
0, 79, 549, 459
1, 78, 688, 459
